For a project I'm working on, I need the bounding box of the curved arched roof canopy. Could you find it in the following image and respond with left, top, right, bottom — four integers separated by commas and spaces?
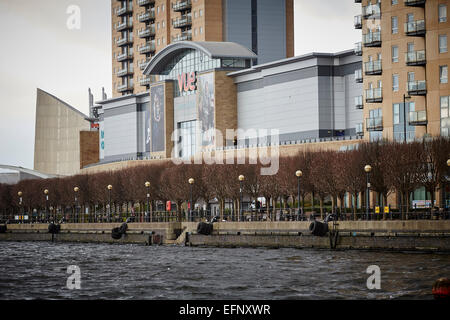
143, 41, 257, 75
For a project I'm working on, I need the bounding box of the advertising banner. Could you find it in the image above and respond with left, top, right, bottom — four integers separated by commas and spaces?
150, 85, 165, 152
196, 73, 215, 147
145, 102, 150, 153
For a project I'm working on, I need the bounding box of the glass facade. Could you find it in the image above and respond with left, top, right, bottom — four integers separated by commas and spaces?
178, 120, 197, 159
441, 96, 450, 136
393, 102, 415, 142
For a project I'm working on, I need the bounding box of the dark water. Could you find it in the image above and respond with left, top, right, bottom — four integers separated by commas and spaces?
0, 242, 449, 300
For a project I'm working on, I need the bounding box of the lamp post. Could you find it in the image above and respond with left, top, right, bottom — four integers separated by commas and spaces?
403, 94, 411, 143
74, 187, 79, 224
188, 178, 194, 222
446, 159, 450, 212
296, 170, 303, 221
145, 181, 150, 222
364, 165, 372, 221
18, 191, 23, 223
107, 185, 112, 222
239, 175, 245, 222
44, 189, 49, 223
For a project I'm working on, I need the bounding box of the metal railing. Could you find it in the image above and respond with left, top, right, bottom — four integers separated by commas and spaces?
354, 15, 362, 28
355, 69, 363, 82
356, 123, 364, 136
138, 26, 155, 38
365, 88, 383, 102
364, 60, 382, 75
366, 117, 383, 131
138, 41, 156, 54
409, 110, 428, 125
138, 0, 155, 6
405, 50, 426, 65
404, 20, 426, 35
138, 10, 155, 22
172, 32, 192, 42
173, 0, 192, 12
173, 15, 192, 28
404, 0, 426, 7
354, 42, 362, 56
407, 80, 427, 95
362, 3, 381, 19
363, 31, 381, 47
355, 95, 363, 109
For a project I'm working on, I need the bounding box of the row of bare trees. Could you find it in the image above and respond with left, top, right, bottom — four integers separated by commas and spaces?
0, 138, 449, 221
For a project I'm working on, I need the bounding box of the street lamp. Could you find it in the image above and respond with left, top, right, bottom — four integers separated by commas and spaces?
403, 94, 411, 143
44, 189, 49, 223
239, 175, 245, 222
364, 165, 372, 221
446, 159, 450, 211
18, 191, 23, 223
107, 185, 112, 222
145, 181, 151, 222
74, 187, 79, 224
296, 170, 303, 221
188, 178, 194, 222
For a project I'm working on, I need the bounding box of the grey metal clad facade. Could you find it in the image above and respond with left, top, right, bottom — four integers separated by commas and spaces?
230, 51, 363, 143
223, 0, 252, 54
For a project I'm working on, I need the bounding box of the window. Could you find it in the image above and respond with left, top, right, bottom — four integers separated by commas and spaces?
407, 42, 414, 52
157, 38, 160, 45
199, 9, 203, 16
162, 21, 165, 28
392, 46, 399, 62
393, 74, 399, 92
439, 4, 447, 23
200, 27, 203, 34
392, 0, 398, 4
392, 16, 398, 34
194, 11, 197, 18
162, 37, 165, 44
157, 22, 160, 29
157, 6, 160, 14
194, 28, 198, 36
439, 35, 448, 53
441, 96, 449, 118
162, 4, 165, 12
393, 104, 400, 124
440, 65, 448, 84
407, 13, 414, 23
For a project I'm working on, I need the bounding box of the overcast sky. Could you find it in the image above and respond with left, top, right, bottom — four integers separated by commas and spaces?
0, 0, 361, 171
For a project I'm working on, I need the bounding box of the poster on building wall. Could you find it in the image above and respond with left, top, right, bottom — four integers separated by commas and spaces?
145, 102, 150, 153
151, 85, 165, 153
196, 73, 215, 147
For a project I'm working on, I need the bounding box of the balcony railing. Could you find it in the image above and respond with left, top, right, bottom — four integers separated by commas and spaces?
117, 52, 133, 62
138, 41, 156, 54
138, 26, 155, 38
117, 4, 132, 16
355, 0, 362, 3
366, 117, 383, 131
362, 3, 381, 19
364, 60, 382, 75
116, 35, 133, 46
117, 66, 134, 77
405, 50, 426, 66
117, 83, 134, 92
140, 76, 151, 86
409, 111, 428, 126
404, 0, 426, 7
355, 69, 363, 83
354, 96, 363, 109
138, 0, 155, 6
404, 20, 426, 36
365, 88, 383, 103
116, 20, 133, 31
172, 32, 192, 42
173, 15, 192, 28
356, 123, 364, 136
407, 80, 427, 95
138, 10, 155, 22
354, 42, 362, 56
354, 15, 362, 29
363, 31, 381, 47
139, 60, 150, 70
173, 0, 192, 12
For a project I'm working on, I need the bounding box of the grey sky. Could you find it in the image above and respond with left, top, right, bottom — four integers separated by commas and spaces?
0, 0, 360, 171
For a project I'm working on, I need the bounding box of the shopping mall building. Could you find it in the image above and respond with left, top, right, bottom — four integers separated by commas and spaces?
93, 41, 363, 164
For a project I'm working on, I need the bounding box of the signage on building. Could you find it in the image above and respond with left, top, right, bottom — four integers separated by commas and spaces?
166, 201, 171, 211
177, 72, 197, 93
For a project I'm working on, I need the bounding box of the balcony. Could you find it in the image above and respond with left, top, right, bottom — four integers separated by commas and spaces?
365, 88, 383, 103
364, 60, 382, 75
117, 4, 132, 16
116, 35, 133, 46
356, 123, 364, 136
172, 31, 192, 42
363, 31, 381, 47
354, 42, 362, 56
138, 10, 155, 23
116, 20, 133, 31
355, 69, 363, 83
173, 0, 192, 12
138, 26, 155, 38
409, 111, 428, 126
117, 83, 133, 93
138, 0, 155, 6
117, 66, 134, 77
355, 0, 362, 3
404, 20, 426, 36
354, 15, 362, 29
140, 76, 151, 86
405, 50, 426, 66
407, 80, 427, 96
117, 51, 133, 62
354, 96, 363, 110
362, 3, 381, 19
366, 117, 383, 131
139, 59, 150, 70
173, 15, 192, 28
404, 0, 426, 7
138, 41, 156, 54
